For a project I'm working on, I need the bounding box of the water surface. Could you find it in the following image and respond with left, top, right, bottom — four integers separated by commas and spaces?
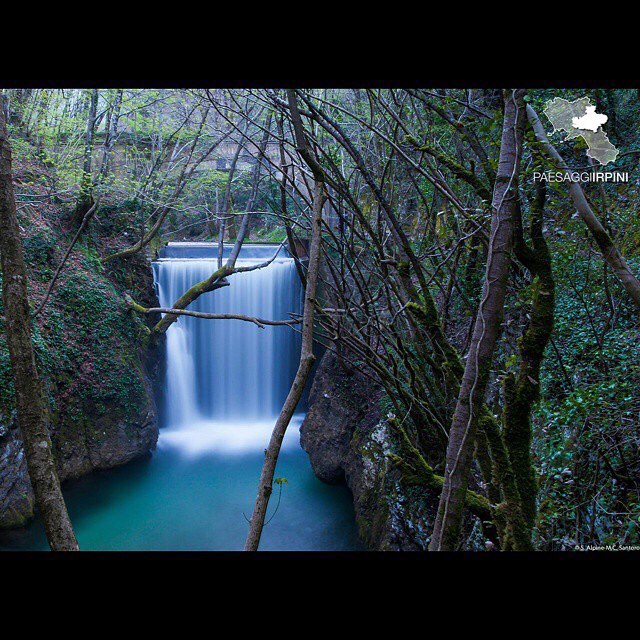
0, 418, 362, 551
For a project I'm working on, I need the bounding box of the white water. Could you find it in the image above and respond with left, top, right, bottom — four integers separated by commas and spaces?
152, 244, 303, 456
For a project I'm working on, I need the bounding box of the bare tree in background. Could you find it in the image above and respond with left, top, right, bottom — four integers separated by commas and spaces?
74, 89, 98, 227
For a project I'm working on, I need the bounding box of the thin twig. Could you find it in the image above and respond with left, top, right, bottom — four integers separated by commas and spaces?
32, 198, 101, 318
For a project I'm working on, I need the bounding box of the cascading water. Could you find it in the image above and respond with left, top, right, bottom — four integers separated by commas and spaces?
155, 245, 302, 422
0, 242, 362, 551
153, 244, 303, 455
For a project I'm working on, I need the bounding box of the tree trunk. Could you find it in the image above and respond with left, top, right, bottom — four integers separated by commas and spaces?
429, 89, 527, 551
97, 89, 122, 184
244, 90, 325, 551
501, 183, 554, 547
216, 139, 243, 244
0, 98, 79, 551
74, 89, 98, 227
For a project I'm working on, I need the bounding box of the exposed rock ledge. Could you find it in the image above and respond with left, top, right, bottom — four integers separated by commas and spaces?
0, 390, 158, 529
300, 350, 438, 550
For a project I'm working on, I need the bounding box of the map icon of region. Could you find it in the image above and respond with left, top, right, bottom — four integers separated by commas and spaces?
543, 97, 619, 165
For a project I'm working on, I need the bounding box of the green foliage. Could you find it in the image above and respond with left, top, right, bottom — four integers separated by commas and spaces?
256, 227, 287, 243
532, 249, 640, 549
21, 228, 57, 267
0, 198, 150, 435
0, 324, 14, 418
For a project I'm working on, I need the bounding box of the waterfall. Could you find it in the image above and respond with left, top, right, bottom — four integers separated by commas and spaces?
0, 241, 362, 551
152, 243, 303, 455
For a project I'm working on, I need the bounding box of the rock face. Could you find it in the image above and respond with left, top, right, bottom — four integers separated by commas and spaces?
300, 351, 438, 550
0, 240, 162, 530
0, 416, 34, 528
0, 150, 166, 531
0, 379, 158, 529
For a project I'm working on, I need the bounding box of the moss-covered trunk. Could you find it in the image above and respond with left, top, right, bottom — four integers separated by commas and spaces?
0, 98, 79, 551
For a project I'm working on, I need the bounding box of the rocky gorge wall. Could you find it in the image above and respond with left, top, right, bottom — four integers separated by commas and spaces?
300, 350, 439, 550
0, 158, 163, 529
